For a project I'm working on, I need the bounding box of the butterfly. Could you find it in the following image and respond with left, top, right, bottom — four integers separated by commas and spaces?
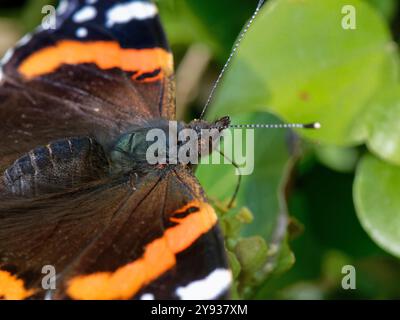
0, 0, 232, 300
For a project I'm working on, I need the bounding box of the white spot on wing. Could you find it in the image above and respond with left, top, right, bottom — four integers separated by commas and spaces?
44, 290, 53, 300
106, 1, 158, 27
73, 6, 97, 23
86, 0, 98, 4
0, 48, 15, 81
1, 48, 14, 65
76, 27, 88, 38
16, 33, 33, 48
57, 0, 69, 15
140, 293, 155, 300
176, 269, 232, 300
0, 31, 35, 82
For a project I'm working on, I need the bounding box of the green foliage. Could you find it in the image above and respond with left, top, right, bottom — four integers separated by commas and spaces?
198, 113, 294, 241
21, 0, 56, 32
157, 0, 259, 60
179, 0, 400, 298
354, 154, 400, 257
209, 0, 398, 146
363, 86, 400, 165
3, 0, 400, 299
315, 145, 359, 173
197, 112, 297, 298
215, 202, 294, 298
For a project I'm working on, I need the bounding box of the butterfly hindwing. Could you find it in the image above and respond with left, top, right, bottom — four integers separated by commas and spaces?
0, 168, 230, 300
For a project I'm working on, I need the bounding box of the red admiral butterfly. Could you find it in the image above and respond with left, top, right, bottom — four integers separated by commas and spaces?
0, 0, 233, 300
0, 0, 318, 300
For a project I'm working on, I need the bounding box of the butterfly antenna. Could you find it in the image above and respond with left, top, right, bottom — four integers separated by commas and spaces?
218, 149, 242, 209
199, 0, 266, 120
229, 122, 321, 129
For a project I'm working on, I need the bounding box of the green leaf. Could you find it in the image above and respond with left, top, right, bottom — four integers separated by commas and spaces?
364, 0, 398, 21
158, 0, 212, 49
315, 145, 359, 173
354, 154, 400, 258
197, 112, 297, 297
235, 236, 269, 273
321, 250, 352, 284
227, 250, 242, 280
209, 0, 398, 146
158, 0, 259, 59
268, 238, 296, 276
22, 0, 56, 32
185, 0, 260, 59
363, 86, 400, 165
197, 112, 294, 241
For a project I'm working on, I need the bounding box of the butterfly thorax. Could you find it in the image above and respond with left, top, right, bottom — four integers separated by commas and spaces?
109, 116, 230, 175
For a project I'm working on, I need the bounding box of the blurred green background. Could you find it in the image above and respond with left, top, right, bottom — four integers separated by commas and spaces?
2, 0, 400, 299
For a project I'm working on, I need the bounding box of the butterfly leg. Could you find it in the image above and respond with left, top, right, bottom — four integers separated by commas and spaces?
129, 172, 139, 191
218, 149, 242, 208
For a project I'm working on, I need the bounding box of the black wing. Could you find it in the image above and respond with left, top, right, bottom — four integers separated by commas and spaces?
0, 168, 230, 300
0, 0, 230, 300
0, 0, 175, 167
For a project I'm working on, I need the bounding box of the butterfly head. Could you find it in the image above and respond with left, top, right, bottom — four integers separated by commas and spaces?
187, 116, 231, 133
186, 116, 230, 158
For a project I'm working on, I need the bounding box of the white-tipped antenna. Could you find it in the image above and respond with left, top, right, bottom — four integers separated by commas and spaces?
199, 0, 266, 119
230, 122, 321, 129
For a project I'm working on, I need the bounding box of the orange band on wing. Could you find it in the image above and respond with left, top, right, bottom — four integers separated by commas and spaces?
67, 200, 217, 300
0, 270, 35, 300
17, 40, 173, 81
